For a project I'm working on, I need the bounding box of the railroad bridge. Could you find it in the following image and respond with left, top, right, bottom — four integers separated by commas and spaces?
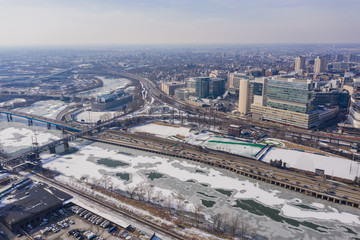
0, 109, 118, 168
0, 109, 82, 132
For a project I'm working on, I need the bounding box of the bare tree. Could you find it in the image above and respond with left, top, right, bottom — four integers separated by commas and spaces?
91, 177, 99, 185
126, 185, 136, 199
213, 213, 223, 232
153, 190, 164, 206
166, 195, 174, 215
193, 204, 204, 227
102, 175, 111, 189
144, 184, 155, 202
134, 182, 146, 201
239, 220, 250, 237
80, 174, 90, 183
221, 213, 229, 233
229, 213, 241, 236
174, 194, 185, 213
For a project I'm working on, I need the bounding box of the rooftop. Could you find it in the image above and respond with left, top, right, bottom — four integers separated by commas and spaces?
0, 182, 72, 227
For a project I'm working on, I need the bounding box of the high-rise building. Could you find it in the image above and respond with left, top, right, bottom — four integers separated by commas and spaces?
186, 78, 196, 90
339, 79, 360, 133
348, 54, 357, 62
251, 77, 340, 129
252, 77, 267, 106
195, 77, 210, 98
314, 56, 328, 74
228, 72, 253, 95
238, 79, 251, 115
294, 56, 306, 72
174, 88, 190, 100
209, 78, 226, 98
335, 54, 344, 62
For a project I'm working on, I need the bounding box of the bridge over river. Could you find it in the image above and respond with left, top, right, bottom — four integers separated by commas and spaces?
0, 109, 119, 168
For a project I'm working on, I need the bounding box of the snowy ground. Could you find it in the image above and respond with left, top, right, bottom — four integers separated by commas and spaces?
37, 139, 360, 240
2, 115, 360, 239
0, 120, 61, 154
14, 100, 68, 119
131, 123, 264, 158
262, 148, 360, 181
130, 122, 193, 140
75, 110, 123, 123
131, 123, 360, 181
0, 98, 26, 108
76, 76, 130, 97
261, 138, 285, 147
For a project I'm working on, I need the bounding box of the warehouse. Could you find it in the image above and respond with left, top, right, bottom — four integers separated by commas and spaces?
0, 182, 72, 231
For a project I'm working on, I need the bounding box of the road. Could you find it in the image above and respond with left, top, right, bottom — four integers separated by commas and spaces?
89, 130, 360, 208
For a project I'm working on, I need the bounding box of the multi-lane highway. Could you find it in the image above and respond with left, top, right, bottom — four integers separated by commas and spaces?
117, 72, 360, 147
88, 130, 360, 209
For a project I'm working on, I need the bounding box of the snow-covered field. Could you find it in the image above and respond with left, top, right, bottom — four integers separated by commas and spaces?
14, 100, 68, 119
75, 110, 123, 123
131, 122, 193, 140
131, 123, 265, 158
263, 148, 360, 181
0, 98, 26, 108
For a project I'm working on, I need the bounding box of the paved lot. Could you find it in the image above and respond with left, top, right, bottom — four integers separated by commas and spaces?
0, 204, 149, 240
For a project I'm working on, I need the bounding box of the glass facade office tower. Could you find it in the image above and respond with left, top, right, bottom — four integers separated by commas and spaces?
210, 78, 226, 98
195, 77, 210, 98
251, 77, 339, 129
266, 79, 313, 113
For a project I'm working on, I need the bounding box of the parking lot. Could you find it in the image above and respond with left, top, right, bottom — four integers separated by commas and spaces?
1, 204, 150, 240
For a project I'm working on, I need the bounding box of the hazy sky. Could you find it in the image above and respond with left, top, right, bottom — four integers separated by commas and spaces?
0, 0, 359, 46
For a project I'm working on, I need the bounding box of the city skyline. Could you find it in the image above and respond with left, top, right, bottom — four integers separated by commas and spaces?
0, 0, 359, 46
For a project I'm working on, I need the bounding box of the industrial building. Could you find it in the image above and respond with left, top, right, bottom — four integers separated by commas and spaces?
0, 182, 72, 231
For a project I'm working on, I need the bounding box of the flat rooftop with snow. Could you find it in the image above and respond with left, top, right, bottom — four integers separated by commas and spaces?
0, 182, 72, 231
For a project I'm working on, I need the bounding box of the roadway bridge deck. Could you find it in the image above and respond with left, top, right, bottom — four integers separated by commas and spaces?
0, 113, 119, 167
0, 108, 82, 132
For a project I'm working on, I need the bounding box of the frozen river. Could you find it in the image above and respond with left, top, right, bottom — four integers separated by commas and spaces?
1, 116, 360, 240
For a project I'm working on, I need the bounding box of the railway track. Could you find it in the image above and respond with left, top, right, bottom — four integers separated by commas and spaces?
91, 131, 360, 206
32, 173, 188, 240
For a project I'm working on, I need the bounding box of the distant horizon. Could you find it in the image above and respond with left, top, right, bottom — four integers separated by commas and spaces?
1, 42, 360, 49
0, 0, 359, 46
